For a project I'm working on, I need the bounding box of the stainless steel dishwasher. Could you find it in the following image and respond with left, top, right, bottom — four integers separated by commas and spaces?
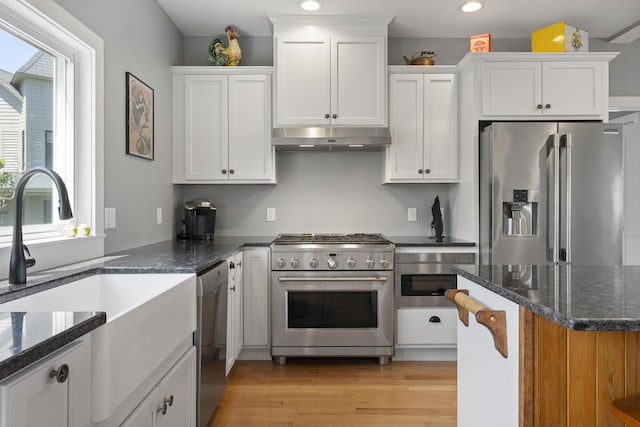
195, 260, 228, 427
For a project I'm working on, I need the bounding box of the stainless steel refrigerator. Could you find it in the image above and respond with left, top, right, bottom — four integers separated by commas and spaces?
479, 122, 623, 265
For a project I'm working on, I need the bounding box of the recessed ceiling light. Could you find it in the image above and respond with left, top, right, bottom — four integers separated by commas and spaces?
299, 0, 322, 11
460, 1, 483, 13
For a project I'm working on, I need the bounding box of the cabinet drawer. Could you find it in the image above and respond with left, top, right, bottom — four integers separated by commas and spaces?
396, 308, 457, 346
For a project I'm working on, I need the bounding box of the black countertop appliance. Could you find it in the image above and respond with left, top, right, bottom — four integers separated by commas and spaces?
182, 199, 216, 240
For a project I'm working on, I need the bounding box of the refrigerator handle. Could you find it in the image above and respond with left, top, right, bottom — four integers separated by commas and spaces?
560, 133, 572, 263
546, 133, 561, 263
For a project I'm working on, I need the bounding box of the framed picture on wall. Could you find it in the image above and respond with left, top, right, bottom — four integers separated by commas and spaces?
126, 72, 154, 160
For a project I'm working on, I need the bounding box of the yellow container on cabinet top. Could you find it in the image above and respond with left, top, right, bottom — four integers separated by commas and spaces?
531, 21, 589, 52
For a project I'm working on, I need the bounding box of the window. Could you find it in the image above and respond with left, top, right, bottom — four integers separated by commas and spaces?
0, 0, 104, 270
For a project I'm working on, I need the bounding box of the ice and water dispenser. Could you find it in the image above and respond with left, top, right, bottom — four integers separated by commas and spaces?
502, 189, 538, 236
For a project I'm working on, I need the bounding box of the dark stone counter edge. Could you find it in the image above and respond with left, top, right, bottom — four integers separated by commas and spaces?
453, 267, 640, 332
0, 312, 106, 381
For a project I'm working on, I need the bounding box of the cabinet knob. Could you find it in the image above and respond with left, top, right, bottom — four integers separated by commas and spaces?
164, 395, 174, 407
537, 104, 543, 109
229, 261, 235, 269
545, 104, 551, 109
222, 169, 227, 174
429, 316, 441, 323
230, 285, 236, 291
325, 113, 330, 119
157, 402, 168, 415
332, 114, 337, 119
229, 169, 234, 174
425, 169, 431, 174
49, 364, 69, 383
418, 169, 423, 174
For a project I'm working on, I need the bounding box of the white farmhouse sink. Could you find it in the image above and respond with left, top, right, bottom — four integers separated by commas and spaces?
0, 273, 197, 422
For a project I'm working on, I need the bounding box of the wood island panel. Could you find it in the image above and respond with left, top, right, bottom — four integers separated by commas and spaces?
520, 308, 640, 427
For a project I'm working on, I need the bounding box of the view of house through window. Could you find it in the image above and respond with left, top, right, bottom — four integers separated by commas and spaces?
0, 26, 57, 229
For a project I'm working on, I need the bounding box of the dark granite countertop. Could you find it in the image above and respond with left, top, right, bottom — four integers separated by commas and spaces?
0, 311, 105, 381
0, 236, 272, 381
453, 264, 640, 331
388, 236, 475, 247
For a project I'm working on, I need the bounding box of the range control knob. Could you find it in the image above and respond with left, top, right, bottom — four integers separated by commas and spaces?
346, 258, 356, 268
327, 257, 338, 269
276, 258, 286, 269
366, 259, 375, 269
290, 258, 300, 269
379, 259, 389, 269
309, 258, 319, 269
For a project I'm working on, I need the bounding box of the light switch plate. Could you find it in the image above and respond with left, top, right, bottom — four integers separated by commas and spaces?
267, 207, 276, 222
105, 207, 116, 229
156, 207, 162, 224
408, 207, 417, 222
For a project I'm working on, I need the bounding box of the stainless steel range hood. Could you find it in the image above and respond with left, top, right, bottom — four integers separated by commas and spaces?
272, 127, 391, 151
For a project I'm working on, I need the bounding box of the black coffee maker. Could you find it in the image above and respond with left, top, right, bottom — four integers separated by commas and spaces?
182, 199, 216, 240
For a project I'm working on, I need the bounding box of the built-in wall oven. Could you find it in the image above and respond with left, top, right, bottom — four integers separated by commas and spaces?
270, 234, 395, 365
395, 251, 476, 308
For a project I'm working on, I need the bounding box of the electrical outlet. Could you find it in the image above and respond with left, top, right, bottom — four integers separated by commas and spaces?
105, 207, 116, 229
157, 207, 162, 224
408, 207, 417, 222
267, 207, 276, 222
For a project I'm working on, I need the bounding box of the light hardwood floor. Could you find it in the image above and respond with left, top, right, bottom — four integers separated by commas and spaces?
209, 359, 457, 426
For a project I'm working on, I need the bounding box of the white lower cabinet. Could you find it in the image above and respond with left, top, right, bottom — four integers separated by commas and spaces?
396, 308, 457, 347
0, 338, 91, 427
122, 346, 196, 427
242, 248, 269, 349
456, 276, 520, 427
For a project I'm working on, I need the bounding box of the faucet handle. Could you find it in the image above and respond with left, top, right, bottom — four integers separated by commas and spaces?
23, 245, 36, 269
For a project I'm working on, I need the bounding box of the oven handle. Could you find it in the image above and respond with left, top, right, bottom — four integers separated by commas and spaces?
277, 276, 388, 282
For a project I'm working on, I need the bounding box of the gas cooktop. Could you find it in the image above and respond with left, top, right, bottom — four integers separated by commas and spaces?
272, 233, 392, 245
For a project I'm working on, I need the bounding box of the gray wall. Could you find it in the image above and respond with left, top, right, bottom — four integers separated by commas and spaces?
178, 151, 448, 237
53, 0, 183, 253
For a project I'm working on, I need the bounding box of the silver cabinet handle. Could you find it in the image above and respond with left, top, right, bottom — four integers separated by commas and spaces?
278, 276, 388, 282
49, 364, 69, 383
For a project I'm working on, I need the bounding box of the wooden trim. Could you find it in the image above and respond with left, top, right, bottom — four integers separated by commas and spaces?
519, 307, 535, 427
536, 315, 567, 426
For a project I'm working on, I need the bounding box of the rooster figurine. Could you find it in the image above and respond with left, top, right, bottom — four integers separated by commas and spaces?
208, 26, 242, 66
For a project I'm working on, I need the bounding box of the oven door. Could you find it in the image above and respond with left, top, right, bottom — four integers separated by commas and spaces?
271, 271, 393, 356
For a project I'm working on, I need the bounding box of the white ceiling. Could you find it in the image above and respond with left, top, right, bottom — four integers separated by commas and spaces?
155, 0, 640, 40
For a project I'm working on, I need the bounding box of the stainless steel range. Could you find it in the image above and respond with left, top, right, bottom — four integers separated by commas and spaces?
270, 233, 395, 365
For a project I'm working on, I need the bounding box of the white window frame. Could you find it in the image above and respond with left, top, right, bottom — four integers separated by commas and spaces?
0, 0, 104, 277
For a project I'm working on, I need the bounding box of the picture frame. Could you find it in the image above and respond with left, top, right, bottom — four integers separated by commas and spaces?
126, 72, 154, 160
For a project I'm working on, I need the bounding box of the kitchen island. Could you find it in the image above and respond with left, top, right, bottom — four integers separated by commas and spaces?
452, 264, 640, 427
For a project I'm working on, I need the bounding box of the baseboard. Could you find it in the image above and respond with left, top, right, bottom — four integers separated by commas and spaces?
393, 347, 457, 361
238, 347, 271, 360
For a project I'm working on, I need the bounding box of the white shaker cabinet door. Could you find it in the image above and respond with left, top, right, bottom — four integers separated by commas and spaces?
481, 61, 542, 117
184, 74, 228, 180
243, 248, 270, 348
275, 35, 331, 126
423, 74, 458, 181
456, 276, 520, 427
0, 339, 90, 427
387, 73, 424, 180
331, 36, 387, 126
541, 61, 603, 116
228, 75, 273, 181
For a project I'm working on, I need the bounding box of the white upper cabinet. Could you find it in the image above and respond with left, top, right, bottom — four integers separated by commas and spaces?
478, 53, 616, 119
385, 69, 458, 183
172, 67, 275, 184
271, 16, 390, 127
